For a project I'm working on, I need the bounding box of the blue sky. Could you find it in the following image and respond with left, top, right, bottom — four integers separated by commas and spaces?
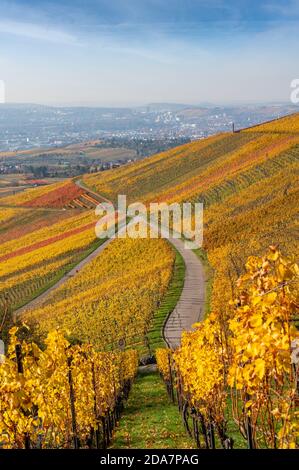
0, 0, 299, 105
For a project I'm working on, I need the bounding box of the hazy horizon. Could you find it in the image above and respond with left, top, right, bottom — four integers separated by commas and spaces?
1, 99, 297, 108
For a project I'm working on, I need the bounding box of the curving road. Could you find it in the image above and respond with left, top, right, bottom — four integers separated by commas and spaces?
15, 181, 206, 349
75, 181, 206, 348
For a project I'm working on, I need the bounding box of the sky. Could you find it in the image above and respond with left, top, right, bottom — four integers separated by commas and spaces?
0, 0, 299, 106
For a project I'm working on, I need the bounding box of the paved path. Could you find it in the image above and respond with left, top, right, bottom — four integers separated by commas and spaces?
163, 238, 205, 349
15, 185, 206, 349
14, 237, 112, 318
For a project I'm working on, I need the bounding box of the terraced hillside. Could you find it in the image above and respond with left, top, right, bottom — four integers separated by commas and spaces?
22, 237, 175, 349
0, 178, 105, 316
0, 113, 298, 450
0, 178, 177, 355
0, 208, 102, 313
83, 113, 299, 312
83, 113, 299, 204
0, 179, 101, 209
2, 113, 297, 335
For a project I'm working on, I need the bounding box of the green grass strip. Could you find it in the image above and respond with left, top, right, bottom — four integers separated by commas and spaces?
110, 368, 194, 449
129, 248, 186, 357
192, 248, 214, 318
148, 248, 185, 353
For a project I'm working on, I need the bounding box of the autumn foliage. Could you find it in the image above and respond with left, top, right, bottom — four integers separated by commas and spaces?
23, 238, 175, 350
23, 181, 84, 208
157, 247, 299, 448
0, 211, 98, 311
0, 329, 138, 448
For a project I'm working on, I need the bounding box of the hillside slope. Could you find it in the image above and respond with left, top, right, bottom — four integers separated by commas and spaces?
83, 113, 299, 311
83, 113, 299, 204
0, 179, 101, 209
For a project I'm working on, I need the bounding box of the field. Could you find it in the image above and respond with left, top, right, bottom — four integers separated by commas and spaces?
22, 237, 175, 350
83, 120, 299, 205
0, 174, 66, 199
0, 177, 103, 211
0, 112, 298, 449
0, 141, 137, 168
84, 113, 299, 313
0, 209, 102, 315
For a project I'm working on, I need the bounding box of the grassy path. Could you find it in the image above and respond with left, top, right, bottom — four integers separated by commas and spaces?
110, 368, 194, 449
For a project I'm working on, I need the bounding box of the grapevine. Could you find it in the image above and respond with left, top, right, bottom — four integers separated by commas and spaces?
157, 247, 299, 449
0, 328, 138, 448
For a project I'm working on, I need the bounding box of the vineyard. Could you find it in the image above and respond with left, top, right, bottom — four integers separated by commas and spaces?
0, 328, 138, 448
0, 207, 77, 244
82, 113, 299, 449
0, 210, 101, 313
0, 210, 96, 261
157, 247, 299, 449
83, 115, 299, 205
0, 112, 299, 449
0, 180, 68, 207
0, 180, 101, 209
0, 208, 26, 225
22, 237, 175, 351
204, 162, 299, 313
83, 113, 299, 322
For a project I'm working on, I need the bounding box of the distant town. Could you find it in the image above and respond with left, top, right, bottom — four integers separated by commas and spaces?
0, 102, 297, 179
